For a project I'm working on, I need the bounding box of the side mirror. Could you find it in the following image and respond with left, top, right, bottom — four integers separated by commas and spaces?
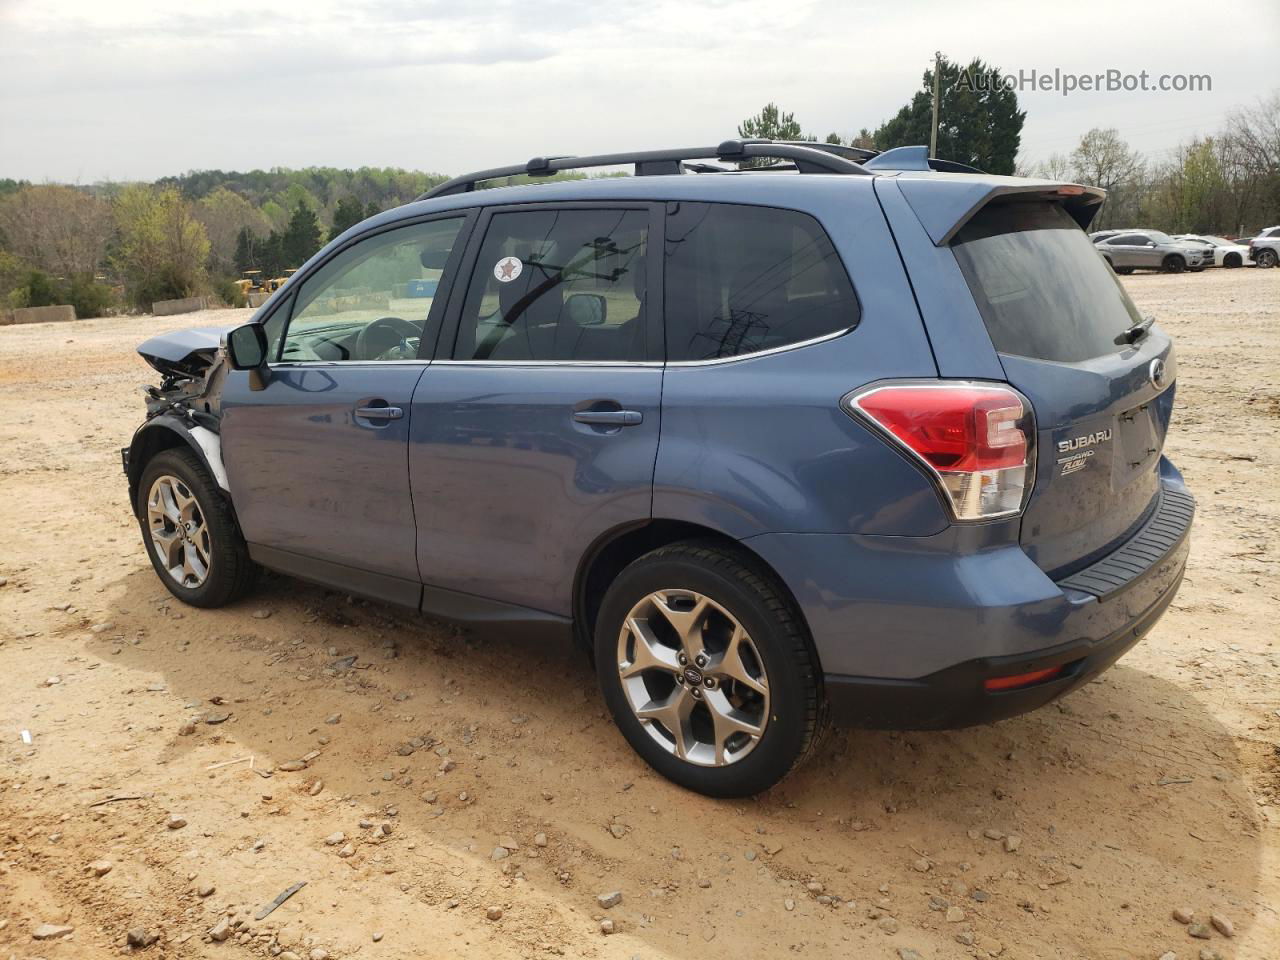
1146, 241, 1158, 247
225, 323, 268, 370
565, 293, 607, 327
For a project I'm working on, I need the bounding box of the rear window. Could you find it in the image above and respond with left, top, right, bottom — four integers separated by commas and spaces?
663, 202, 859, 361
952, 201, 1142, 363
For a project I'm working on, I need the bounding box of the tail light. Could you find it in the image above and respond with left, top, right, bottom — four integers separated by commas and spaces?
844, 382, 1035, 521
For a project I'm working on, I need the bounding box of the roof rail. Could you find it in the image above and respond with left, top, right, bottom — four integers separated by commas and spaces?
776, 140, 881, 162
415, 139, 872, 200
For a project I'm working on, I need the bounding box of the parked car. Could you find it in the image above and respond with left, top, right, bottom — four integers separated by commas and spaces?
1246, 226, 1280, 268
123, 140, 1194, 797
1173, 234, 1253, 268
1094, 230, 1208, 273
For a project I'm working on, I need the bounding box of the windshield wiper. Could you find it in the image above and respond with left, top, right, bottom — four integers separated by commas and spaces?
1117, 315, 1156, 345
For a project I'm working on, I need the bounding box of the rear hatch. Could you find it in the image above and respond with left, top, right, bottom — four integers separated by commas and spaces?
949, 200, 1176, 578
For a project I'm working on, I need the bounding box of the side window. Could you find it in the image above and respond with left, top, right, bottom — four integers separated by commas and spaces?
663, 202, 859, 362
1107, 234, 1140, 245
279, 217, 464, 363
453, 208, 649, 362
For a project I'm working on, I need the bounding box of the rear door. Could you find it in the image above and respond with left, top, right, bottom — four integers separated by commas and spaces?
949, 201, 1176, 576
408, 202, 662, 616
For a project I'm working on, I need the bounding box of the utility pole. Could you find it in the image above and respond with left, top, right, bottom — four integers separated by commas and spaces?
929, 50, 942, 157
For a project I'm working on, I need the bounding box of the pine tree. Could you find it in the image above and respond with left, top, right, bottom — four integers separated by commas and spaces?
281, 202, 322, 268
873, 56, 1025, 174
330, 196, 365, 239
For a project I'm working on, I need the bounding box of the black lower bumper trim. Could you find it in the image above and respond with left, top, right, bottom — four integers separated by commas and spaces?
824, 566, 1183, 730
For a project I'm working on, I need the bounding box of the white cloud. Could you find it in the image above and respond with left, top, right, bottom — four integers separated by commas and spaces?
0, 0, 1275, 181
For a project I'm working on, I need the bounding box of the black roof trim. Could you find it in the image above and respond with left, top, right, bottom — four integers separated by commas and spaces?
416, 140, 873, 200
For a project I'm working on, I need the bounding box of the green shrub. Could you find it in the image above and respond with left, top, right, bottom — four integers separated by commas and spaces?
213, 275, 247, 308
64, 275, 117, 318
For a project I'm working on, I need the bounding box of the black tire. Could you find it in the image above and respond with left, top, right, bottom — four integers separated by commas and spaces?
1256, 249, 1278, 269
136, 447, 256, 607
1162, 254, 1186, 274
594, 541, 824, 797
1114, 266, 1134, 275
1224, 253, 1242, 268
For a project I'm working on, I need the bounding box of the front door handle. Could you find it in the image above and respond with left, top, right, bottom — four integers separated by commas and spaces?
355, 404, 403, 421
573, 409, 643, 426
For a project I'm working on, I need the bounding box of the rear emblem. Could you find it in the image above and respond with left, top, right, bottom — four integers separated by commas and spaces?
1149, 358, 1167, 389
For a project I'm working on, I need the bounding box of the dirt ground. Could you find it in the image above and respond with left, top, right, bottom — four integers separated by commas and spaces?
1, 268, 1277, 960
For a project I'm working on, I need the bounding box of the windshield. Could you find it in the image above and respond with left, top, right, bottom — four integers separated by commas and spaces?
952, 200, 1143, 363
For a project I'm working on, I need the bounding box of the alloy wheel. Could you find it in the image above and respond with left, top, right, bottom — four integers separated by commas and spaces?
146, 474, 212, 588
616, 589, 770, 766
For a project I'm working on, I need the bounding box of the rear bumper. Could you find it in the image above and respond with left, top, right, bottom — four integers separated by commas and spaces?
745, 474, 1193, 730
824, 554, 1183, 728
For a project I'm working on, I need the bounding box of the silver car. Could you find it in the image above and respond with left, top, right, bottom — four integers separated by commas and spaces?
1095, 230, 1207, 274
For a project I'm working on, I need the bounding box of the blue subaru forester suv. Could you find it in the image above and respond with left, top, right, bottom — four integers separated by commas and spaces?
125, 140, 1194, 796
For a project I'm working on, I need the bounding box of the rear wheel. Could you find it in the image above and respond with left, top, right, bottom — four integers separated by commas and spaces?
1256, 248, 1278, 269
1162, 254, 1186, 274
1114, 266, 1134, 275
136, 448, 255, 607
595, 542, 823, 797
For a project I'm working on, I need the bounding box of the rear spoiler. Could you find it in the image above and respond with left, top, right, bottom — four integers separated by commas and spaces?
894, 175, 1106, 245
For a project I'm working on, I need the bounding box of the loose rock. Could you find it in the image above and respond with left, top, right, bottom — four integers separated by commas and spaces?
1188, 922, 1212, 940
1003, 835, 1022, 853
88, 859, 113, 876
209, 918, 233, 942
126, 927, 158, 948
324, 831, 345, 846
166, 814, 187, 830
486, 906, 503, 921
1173, 907, 1195, 924
1210, 913, 1234, 938
599, 919, 616, 935
597, 891, 623, 909
946, 906, 965, 923
534, 832, 548, 847
878, 917, 899, 934
32, 924, 75, 940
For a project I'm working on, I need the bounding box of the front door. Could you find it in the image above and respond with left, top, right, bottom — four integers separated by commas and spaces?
220, 213, 471, 602
409, 203, 662, 616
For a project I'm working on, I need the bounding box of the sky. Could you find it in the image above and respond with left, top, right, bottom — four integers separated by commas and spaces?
1, 0, 1276, 183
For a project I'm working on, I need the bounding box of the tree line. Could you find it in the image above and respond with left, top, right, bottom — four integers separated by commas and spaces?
2, 66, 1277, 319
0, 167, 449, 316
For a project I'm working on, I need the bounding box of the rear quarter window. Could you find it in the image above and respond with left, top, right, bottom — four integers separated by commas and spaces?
663, 202, 859, 361
951, 202, 1143, 364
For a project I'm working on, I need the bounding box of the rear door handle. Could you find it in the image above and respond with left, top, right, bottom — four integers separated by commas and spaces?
573, 409, 643, 426
355, 404, 403, 421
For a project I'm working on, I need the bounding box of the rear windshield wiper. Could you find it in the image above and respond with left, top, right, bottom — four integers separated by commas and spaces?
1117, 315, 1156, 345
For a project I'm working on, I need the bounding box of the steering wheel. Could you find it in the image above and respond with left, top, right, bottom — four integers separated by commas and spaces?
355, 316, 421, 361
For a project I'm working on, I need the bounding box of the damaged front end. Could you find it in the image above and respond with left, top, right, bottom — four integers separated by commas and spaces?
136, 326, 233, 422
123, 326, 237, 502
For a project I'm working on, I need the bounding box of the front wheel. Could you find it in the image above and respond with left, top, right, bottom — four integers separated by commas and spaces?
595, 542, 823, 797
1223, 253, 1242, 268
136, 448, 256, 607
1114, 266, 1135, 275
1256, 248, 1278, 269
1162, 254, 1186, 274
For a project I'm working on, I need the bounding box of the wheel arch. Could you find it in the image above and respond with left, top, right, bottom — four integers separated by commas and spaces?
127, 416, 231, 517
572, 518, 812, 662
